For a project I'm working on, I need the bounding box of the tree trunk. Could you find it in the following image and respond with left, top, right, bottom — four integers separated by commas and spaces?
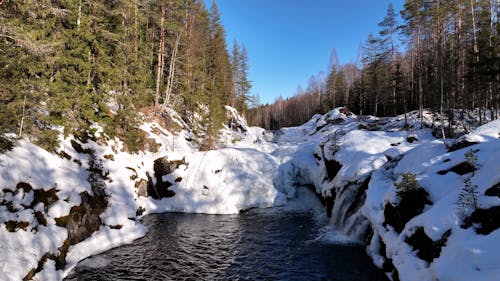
162, 33, 181, 110
18, 94, 27, 136
77, 0, 82, 32
154, 3, 165, 114
470, 0, 479, 110
438, 0, 445, 138
134, 0, 139, 57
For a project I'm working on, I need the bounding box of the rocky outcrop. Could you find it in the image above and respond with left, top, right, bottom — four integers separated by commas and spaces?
21, 147, 110, 279
145, 157, 187, 199
406, 228, 451, 263
462, 206, 500, 235
384, 188, 432, 233
437, 161, 477, 176
485, 182, 500, 198
1, 182, 59, 232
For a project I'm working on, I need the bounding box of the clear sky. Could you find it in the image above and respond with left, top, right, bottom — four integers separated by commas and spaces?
205, 0, 405, 105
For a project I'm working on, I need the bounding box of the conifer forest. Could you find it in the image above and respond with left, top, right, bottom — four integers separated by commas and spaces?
0, 0, 498, 147
0, 0, 252, 151
247, 1, 499, 130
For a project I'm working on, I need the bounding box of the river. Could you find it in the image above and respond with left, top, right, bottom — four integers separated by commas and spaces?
65, 190, 387, 281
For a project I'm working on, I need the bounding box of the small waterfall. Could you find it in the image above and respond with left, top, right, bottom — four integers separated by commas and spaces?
328, 178, 371, 242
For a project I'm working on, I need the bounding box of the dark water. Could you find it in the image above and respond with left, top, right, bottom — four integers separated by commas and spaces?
65, 209, 387, 281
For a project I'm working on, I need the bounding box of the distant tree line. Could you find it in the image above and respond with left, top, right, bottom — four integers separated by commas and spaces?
247, 0, 499, 131
0, 0, 252, 151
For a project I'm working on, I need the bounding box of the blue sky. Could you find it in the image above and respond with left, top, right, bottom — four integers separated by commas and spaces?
205, 0, 404, 105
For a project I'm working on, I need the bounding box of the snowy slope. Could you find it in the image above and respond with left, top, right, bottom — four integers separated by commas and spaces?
1, 106, 499, 281
363, 120, 500, 281
271, 109, 500, 280
0, 106, 286, 280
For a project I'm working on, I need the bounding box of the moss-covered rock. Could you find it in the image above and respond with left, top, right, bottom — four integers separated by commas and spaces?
5, 220, 30, 232
32, 188, 59, 210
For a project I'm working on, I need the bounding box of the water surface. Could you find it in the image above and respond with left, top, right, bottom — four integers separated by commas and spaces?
66, 205, 387, 280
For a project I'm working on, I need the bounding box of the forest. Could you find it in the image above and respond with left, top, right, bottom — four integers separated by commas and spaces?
0, 0, 498, 152
0, 0, 252, 151
247, 1, 499, 132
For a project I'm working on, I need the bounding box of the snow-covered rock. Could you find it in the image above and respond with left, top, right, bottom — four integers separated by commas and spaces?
1, 106, 499, 281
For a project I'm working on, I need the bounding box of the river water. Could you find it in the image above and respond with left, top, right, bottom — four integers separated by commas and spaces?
66, 191, 387, 281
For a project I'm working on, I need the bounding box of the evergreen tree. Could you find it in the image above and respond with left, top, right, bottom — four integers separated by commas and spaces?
202, 1, 233, 149
231, 40, 252, 113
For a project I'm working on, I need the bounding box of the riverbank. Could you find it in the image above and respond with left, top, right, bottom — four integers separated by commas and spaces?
1, 107, 499, 280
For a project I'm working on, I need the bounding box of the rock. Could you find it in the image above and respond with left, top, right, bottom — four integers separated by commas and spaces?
4, 220, 29, 232
70, 139, 91, 154
448, 140, 478, 152
384, 188, 432, 233
325, 195, 334, 218
16, 182, 33, 193
406, 135, 418, 143
34, 211, 47, 227
358, 123, 379, 131
485, 182, 500, 198
338, 107, 354, 116
345, 177, 370, 219
156, 181, 175, 198
463, 206, 500, 235
55, 191, 106, 245
56, 150, 72, 160
143, 137, 160, 153
103, 154, 114, 161
146, 157, 185, 199
153, 157, 186, 180
437, 162, 477, 176
136, 206, 145, 216
406, 228, 451, 263
32, 188, 59, 210
378, 237, 399, 279
324, 158, 342, 180
135, 178, 149, 197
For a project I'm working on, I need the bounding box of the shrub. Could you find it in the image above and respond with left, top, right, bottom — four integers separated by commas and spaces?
395, 172, 420, 195
0, 136, 14, 153
33, 129, 60, 153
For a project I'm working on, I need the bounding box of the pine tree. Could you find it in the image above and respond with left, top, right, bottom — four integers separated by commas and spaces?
458, 177, 479, 212
231, 40, 252, 113
181, 0, 233, 149
379, 3, 399, 115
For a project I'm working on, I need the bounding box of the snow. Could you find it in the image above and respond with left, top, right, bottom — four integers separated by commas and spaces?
136, 147, 286, 215
362, 117, 500, 281
1, 106, 499, 281
63, 222, 148, 277
0, 224, 67, 281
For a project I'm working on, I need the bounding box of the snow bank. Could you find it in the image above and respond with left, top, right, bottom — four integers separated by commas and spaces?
137, 147, 286, 215
0, 140, 89, 281
363, 119, 500, 281
1, 106, 498, 281
271, 107, 500, 281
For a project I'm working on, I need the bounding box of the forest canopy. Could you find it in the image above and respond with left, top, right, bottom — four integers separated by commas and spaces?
0, 0, 252, 151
